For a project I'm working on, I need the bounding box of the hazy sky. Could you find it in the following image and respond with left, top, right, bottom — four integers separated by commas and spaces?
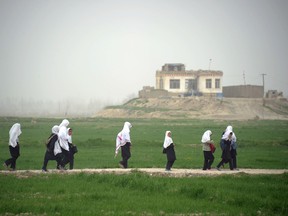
1, 0, 288, 104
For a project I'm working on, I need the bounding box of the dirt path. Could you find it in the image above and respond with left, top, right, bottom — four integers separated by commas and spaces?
0, 168, 287, 177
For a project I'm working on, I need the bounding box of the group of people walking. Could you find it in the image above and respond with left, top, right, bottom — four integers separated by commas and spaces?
3, 119, 77, 172
3, 120, 237, 172
114, 122, 176, 171
114, 122, 237, 172
201, 125, 238, 171
41, 119, 77, 172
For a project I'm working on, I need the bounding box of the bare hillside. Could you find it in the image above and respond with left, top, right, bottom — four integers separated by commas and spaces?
95, 97, 288, 120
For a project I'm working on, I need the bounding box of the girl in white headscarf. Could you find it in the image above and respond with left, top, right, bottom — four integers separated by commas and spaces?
41, 125, 64, 172
3, 123, 22, 171
115, 122, 132, 168
201, 130, 215, 170
58, 119, 73, 169
216, 130, 234, 171
66, 128, 77, 169
220, 125, 238, 170
163, 131, 176, 171
58, 119, 70, 151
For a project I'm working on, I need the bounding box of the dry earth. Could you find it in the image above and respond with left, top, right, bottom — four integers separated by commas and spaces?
0, 168, 287, 177
95, 97, 288, 120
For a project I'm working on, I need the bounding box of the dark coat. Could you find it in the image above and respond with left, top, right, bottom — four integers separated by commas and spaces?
166, 143, 176, 162
221, 139, 232, 162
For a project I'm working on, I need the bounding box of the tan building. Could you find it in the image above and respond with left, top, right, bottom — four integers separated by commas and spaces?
156, 63, 223, 96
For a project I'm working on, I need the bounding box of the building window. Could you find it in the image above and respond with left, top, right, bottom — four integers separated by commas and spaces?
160, 78, 163, 89
185, 79, 197, 90
185, 79, 191, 89
170, 79, 180, 89
215, 79, 220, 89
206, 79, 212, 89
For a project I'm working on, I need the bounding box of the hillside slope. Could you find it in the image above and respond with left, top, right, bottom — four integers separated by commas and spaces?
95, 97, 288, 120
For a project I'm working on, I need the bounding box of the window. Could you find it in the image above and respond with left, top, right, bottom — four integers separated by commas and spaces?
185, 79, 197, 90
159, 78, 163, 89
215, 79, 220, 89
185, 79, 192, 89
170, 79, 180, 89
206, 79, 212, 89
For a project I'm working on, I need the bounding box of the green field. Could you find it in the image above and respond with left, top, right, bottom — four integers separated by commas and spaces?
0, 117, 288, 215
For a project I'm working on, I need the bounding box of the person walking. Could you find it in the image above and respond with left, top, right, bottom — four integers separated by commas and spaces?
115, 122, 132, 168
163, 131, 176, 171
41, 125, 64, 172
67, 128, 77, 169
201, 130, 215, 170
3, 123, 22, 171
58, 119, 73, 170
226, 126, 238, 170
216, 131, 234, 171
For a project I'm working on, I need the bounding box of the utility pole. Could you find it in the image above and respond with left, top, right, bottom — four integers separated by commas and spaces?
209, 59, 212, 97
260, 73, 267, 97
243, 71, 246, 85
208, 58, 212, 71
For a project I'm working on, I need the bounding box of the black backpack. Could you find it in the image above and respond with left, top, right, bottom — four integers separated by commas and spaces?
45, 134, 57, 152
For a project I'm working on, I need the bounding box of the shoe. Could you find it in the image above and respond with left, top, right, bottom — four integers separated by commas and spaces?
3, 163, 8, 170
234, 168, 239, 171
57, 165, 67, 171
119, 163, 124, 168
42, 168, 48, 172
216, 167, 221, 171
61, 166, 67, 171
165, 169, 171, 172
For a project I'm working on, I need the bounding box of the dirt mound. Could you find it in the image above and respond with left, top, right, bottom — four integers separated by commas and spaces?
95, 97, 288, 120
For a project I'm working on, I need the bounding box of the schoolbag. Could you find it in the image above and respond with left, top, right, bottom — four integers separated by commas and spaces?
210, 143, 216, 153
45, 134, 57, 152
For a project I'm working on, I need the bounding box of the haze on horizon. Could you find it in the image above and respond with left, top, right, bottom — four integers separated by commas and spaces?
0, 0, 287, 116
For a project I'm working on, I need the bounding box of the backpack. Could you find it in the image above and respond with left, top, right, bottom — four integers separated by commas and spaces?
210, 143, 216, 153
45, 134, 57, 152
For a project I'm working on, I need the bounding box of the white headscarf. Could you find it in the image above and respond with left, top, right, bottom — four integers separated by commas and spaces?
9, 123, 21, 147
222, 125, 237, 141
122, 122, 132, 143
201, 130, 212, 143
163, 131, 173, 148
226, 125, 233, 132
51, 125, 62, 156
115, 122, 132, 155
58, 119, 70, 151
52, 125, 59, 134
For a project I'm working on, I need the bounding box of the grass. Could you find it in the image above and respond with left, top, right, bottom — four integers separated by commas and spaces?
0, 172, 287, 215
1, 117, 287, 170
0, 117, 288, 215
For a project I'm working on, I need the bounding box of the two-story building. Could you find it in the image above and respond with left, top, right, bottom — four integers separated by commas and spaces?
155, 63, 223, 96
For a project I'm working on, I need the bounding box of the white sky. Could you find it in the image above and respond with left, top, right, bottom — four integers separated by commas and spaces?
1, 0, 288, 104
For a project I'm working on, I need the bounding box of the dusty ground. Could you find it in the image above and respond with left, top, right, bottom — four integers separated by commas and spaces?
95, 97, 288, 120
1, 168, 287, 177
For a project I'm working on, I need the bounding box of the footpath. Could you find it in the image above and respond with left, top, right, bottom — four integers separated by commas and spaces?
0, 168, 287, 177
